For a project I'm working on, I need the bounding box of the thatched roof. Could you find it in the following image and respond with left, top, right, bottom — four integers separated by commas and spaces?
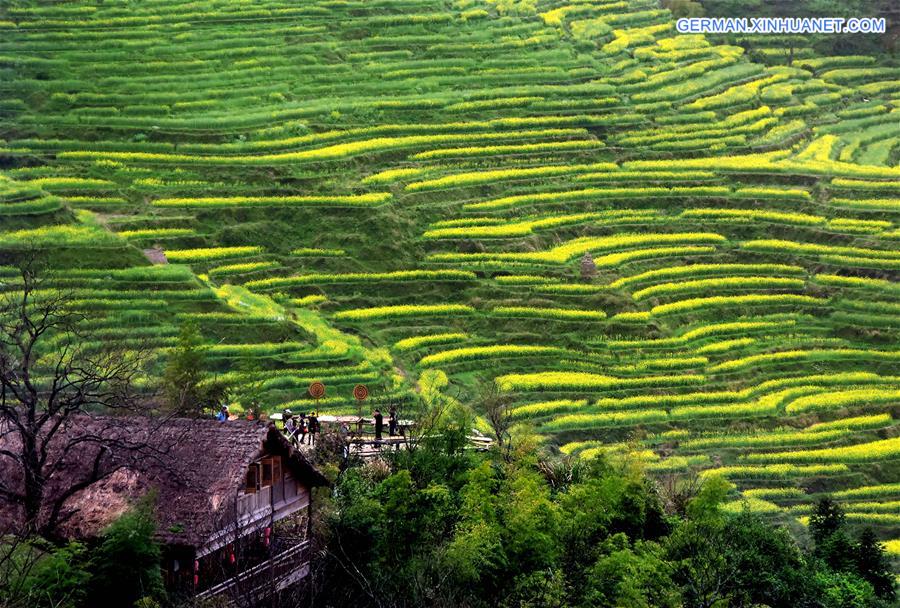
0, 415, 327, 549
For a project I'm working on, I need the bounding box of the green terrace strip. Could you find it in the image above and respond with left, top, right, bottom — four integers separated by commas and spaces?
531, 283, 609, 294
0, 224, 122, 248
290, 248, 346, 257
700, 464, 850, 479
494, 275, 559, 285
804, 414, 894, 432
406, 163, 618, 192
790, 502, 900, 516
814, 274, 900, 294
208, 261, 280, 277
464, 186, 730, 211
680, 429, 853, 450
695, 338, 757, 354
609, 264, 806, 289
21, 177, 114, 190
245, 269, 476, 290
832, 483, 900, 499
510, 399, 589, 420
163, 246, 263, 262
490, 306, 607, 320
152, 193, 392, 208
576, 170, 719, 182
741, 437, 900, 464
422, 210, 656, 239
680, 208, 823, 227
418, 344, 572, 367
709, 349, 900, 373
332, 304, 475, 321
362, 167, 427, 184
649, 294, 824, 316
393, 332, 469, 352
828, 198, 900, 211
409, 138, 603, 160
427, 232, 726, 264
631, 277, 806, 301
116, 228, 197, 239
742, 488, 806, 500
783, 388, 900, 414
571, 246, 717, 268
623, 151, 900, 179
495, 371, 705, 392
291, 295, 327, 307
830, 178, 900, 193
541, 409, 669, 431
56, 129, 590, 164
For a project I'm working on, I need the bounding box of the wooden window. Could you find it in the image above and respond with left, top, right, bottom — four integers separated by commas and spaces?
245, 464, 259, 494
261, 458, 273, 488
272, 456, 282, 484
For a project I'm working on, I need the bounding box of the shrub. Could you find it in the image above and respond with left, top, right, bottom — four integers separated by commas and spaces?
87, 493, 165, 607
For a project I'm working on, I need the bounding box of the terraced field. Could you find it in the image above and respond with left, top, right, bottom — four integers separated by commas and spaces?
1, 0, 898, 554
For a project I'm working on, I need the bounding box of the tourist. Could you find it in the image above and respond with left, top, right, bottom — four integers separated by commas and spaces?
216, 405, 229, 421
339, 421, 350, 458
284, 410, 299, 446
298, 413, 308, 445
308, 411, 319, 445
388, 406, 398, 437
373, 409, 384, 441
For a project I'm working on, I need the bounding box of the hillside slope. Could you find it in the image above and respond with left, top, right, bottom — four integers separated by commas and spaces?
1, 0, 898, 550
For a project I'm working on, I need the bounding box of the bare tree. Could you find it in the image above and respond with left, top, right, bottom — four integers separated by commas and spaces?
481, 383, 513, 463
0, 255, 157, 537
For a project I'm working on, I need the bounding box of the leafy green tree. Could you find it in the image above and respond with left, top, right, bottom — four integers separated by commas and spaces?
162, 322, 222, 415
500, 568, 567, 608
810, 497, 847, 546
721, 511, 811, 607
0, 538, 90, 608
662, 0, 705, 18
87, 492, 165, 607
813, 569, 878, 608
809, 497, 861, 573
854, 527, 896, 601
582, 534, 680, 608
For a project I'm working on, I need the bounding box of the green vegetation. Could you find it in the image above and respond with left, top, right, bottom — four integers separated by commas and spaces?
305, 422, 896, 608
1, 0, 899, 589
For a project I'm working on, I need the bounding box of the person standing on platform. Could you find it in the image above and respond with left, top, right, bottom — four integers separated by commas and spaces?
308, 411, 319, 446
373, 409, 384, 441
284, 410, 298, 447
388, 406, 398, 437
298, 413, 308, 445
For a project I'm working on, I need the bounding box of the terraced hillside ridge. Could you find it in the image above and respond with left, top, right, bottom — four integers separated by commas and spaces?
1, 0, 898, 558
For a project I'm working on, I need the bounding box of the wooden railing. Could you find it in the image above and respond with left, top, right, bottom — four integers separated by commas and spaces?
195, 540, 310, 602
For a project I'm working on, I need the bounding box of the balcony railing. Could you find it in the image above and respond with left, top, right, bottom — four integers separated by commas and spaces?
195, 540, 310, 602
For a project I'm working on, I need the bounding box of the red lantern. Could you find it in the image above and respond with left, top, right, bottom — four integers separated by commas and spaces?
193, 560, 200, 588
264, 526, 271, 547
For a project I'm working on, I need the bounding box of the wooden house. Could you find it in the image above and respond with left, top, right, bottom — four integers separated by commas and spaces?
0, 416, 328, 602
